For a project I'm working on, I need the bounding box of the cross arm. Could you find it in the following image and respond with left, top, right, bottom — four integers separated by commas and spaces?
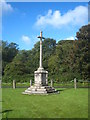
37, 36, 45, 39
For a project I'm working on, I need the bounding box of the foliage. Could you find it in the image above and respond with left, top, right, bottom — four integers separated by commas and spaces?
2, 24, 89, 82
2, 41, 19, 75
76, 24, 90, 80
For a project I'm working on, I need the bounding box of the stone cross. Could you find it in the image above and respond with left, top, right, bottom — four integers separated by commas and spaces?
74, 78, 77, 89
22, 31, 58, 95
37, 31, 45, 68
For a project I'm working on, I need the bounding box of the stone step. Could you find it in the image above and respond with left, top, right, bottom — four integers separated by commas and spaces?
23, 85, 58, 95
27, 87, 56, 92
24, 91, 47, 94
25, 88, 57, 93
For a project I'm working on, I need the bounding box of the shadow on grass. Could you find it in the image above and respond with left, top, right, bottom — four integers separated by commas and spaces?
0, 110, 13, 120
56, 88, 68, 91
1, 110, 13, 114
55, 88, 75, 94
57, 89, 64, 92
0, 100, 4, 102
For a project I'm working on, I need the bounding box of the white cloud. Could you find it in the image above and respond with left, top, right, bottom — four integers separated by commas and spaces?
65, 36, 75, 40
35, 6, 88, 28
22, 35, 31, 44
1, 0, 13, 14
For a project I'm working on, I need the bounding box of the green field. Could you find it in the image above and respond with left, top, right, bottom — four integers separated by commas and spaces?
2, 88, 88, 118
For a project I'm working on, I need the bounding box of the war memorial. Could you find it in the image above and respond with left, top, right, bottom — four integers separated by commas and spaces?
23, 31, 58, 95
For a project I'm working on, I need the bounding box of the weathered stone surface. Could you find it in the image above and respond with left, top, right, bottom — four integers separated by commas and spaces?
34, 67, 48, 86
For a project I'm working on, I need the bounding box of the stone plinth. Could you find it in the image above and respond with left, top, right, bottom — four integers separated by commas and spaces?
34, 67, 48, 86
22, 85, 58, 95
22, 68, 58, 95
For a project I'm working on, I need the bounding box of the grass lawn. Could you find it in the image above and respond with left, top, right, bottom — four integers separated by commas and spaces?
2, 88, 88, 118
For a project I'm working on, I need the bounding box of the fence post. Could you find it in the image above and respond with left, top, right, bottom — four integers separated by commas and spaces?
46, 73, 48, 85
30, 80, 32, 87
13, 80, 16, 89
51, 80, 53, 87
0, 80, 1, 88
74, 78, 77, 89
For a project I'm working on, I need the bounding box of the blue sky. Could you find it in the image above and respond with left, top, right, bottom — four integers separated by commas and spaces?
1, 2, 88, 50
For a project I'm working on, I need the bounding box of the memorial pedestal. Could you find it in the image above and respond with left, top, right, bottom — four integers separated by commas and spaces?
34, 67, 48, 86
23, 67, 58, 95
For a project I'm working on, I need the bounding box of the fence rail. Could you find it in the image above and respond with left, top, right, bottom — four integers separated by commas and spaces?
1, 80, 90, 88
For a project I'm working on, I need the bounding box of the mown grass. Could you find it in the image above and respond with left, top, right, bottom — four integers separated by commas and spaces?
2, 88, 88, 118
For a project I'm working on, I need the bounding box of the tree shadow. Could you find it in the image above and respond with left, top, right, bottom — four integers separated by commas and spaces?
57, 89, 64, 92
1, 109, 13, 114
0, 110, 13, 120
56, 87, 72, 93
0, 100, 4, 102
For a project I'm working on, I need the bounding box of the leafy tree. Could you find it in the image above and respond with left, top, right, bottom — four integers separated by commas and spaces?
75, 24, 89, 80
2, 41, 19, 75
76, 24, 90, 41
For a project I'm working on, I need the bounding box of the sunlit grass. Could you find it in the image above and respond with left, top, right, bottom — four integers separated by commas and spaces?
2, 88, 88, 118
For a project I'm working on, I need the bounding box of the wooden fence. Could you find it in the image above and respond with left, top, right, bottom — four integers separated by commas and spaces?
1, 79, 90, 89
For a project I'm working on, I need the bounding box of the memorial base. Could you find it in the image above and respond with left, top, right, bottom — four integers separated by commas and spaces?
22, 85, 58, 95
22, 67, 59, 95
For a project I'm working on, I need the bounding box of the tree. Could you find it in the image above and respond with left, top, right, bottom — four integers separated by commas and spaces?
2, 41, 19, 75
3, 50, 31, 82
76, 24, 90, 41
76, 24, 89, 80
